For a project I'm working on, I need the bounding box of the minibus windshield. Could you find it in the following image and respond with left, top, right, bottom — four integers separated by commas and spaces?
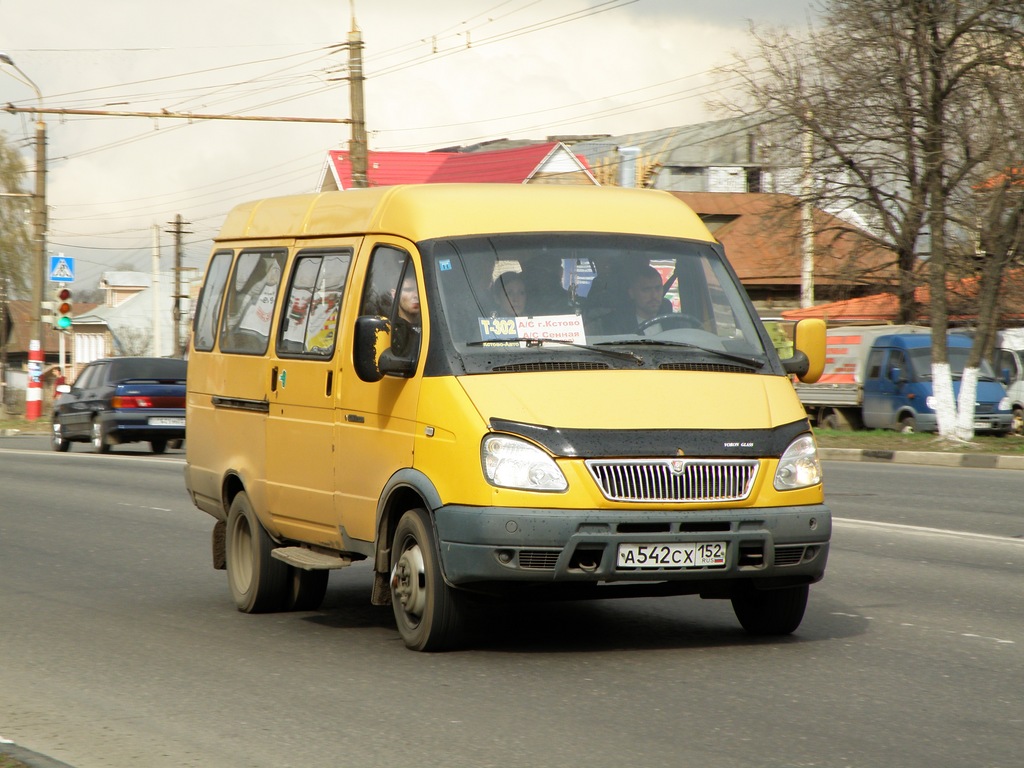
423, 233, 768, 368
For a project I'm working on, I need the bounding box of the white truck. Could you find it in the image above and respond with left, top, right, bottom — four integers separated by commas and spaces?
994, 329, 1024, 434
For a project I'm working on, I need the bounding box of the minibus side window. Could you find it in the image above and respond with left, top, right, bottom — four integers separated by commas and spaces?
220, 249, 287, 355
192, 250, 233, 352
360, 246, 421, 359
277, 249, 352, 357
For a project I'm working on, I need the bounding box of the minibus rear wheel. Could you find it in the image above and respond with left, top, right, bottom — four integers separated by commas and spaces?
731, 583, 808, 635
390, 508, 465, 651
226, 491, 288, 613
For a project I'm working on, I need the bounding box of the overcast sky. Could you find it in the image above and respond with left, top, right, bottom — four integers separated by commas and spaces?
0, 0, 817, 288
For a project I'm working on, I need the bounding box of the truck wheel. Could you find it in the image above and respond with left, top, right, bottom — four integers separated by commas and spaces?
731, 583, 809, 635
899, 415, 916, 434
51, 421, 70, 452
226, 491, 288, 613
286, 568, 328, 611
150, 439, 167, 454
1013, 407, 1024, 436
819, 412, 841, 430
390, 507, 465, 651
91, 419, 111, 454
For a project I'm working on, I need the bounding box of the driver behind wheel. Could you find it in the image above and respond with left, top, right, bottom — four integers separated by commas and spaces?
594, 264, 673, 334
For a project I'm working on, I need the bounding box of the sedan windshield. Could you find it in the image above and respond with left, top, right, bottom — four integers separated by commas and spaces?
422, 233, 768, 371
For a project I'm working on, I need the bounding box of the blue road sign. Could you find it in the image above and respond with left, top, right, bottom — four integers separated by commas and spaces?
49, 255, 75, 283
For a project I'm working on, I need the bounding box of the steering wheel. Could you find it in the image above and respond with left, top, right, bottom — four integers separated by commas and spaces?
636, 313, 703, 333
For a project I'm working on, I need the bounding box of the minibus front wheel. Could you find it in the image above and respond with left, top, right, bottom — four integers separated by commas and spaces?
390, 508, 465, 651
226, 491, 288, 613
731, 582, 808, 635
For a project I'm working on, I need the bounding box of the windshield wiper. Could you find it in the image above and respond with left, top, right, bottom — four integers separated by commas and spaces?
596, 338, 766, 369
467, 337, 643, 364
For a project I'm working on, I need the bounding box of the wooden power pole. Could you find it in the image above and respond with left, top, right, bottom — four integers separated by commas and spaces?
348, 5, 368, 188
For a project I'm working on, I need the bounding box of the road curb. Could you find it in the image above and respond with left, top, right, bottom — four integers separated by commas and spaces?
819, 447, 1024, 470
0, 742, 75, 768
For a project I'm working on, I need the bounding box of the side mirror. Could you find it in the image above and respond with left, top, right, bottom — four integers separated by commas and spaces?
889, 366, 903, 383
353, 316, 391, 383
353, 315, 417, 382
56, 383, 71, 395
784, 318, 826, 383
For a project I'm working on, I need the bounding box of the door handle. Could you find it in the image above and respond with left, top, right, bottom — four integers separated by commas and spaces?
271, 366, 279, 392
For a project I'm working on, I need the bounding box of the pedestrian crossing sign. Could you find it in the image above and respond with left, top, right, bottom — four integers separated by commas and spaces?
49, 255, 75, 283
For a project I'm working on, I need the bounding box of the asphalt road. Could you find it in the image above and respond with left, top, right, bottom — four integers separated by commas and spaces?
1, 436, 1022, 768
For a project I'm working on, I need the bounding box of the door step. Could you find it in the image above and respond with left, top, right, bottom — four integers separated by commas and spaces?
271, 547, 353, 571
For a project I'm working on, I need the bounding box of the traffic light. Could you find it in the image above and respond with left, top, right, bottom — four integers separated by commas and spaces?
55, 287, 72, 330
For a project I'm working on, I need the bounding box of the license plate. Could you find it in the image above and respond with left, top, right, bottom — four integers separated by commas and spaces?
149, 417, 185, 426
617, 542, 727, 569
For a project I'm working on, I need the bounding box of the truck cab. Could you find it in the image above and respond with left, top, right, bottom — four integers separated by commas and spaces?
994, 346, 1024, 434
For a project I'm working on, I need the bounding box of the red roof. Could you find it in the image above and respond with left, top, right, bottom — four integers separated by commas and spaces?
781, 269, 1024, 323
672, 192, 898, 288
323, 142, 593, 189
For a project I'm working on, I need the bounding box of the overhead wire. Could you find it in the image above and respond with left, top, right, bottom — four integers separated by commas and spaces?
7, 1, 796, 263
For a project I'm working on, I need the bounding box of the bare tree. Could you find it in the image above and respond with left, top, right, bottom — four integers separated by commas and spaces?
722, 0, 1024, 441
0, 131, 31, 295
113, 325, 154, 356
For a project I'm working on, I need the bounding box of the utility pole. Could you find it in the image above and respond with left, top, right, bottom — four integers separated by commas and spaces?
348, 4, 368, 188
167, 215, 190, 356
152, 225, 161, 357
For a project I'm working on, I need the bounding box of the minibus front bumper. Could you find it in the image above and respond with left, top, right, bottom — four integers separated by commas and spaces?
433, 504, 830, 587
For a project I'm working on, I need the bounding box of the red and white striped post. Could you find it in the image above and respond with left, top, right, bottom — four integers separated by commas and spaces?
26, 339, 43, 420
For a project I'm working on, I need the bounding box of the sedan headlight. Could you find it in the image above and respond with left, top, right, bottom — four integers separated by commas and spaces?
481, 435, 568, 492
774, 434, 822, 491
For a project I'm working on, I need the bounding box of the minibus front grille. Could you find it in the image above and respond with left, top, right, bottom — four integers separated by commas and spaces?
491, 361, 611, 373
585, 459, 759, 503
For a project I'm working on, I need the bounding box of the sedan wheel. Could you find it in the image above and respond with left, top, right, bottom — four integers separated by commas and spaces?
91, 419, 111, 454
51, 421, 70, 452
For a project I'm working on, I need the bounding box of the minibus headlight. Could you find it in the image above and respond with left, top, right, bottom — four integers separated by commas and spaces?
481, 435, 568, 492
774, 434, 822, 491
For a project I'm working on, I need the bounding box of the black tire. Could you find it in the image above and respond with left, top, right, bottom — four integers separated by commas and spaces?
899, 415, 916, 434
51, 421, 70, 452
150, 439, 167, 454
1013, 407, 1023, 436
91, 419, 111, 454
286, 568, 329, 612
390, 507, 465, 651
731, 583, 809, 636
225, 492, 288, 613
